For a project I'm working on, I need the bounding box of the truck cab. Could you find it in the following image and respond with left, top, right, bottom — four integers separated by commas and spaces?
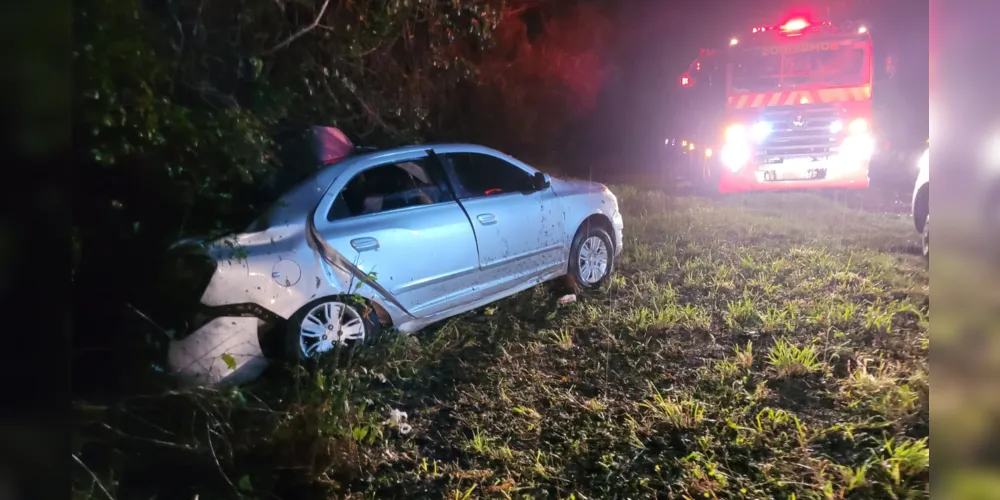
677, 17, 877, 193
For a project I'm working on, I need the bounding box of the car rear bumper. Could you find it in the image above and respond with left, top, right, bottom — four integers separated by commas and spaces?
718, 157, 870, 194
166, 304, 282, 386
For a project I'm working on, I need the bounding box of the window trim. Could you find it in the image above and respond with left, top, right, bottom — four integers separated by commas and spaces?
440, 152, 538, 201
325, 156, 455, 222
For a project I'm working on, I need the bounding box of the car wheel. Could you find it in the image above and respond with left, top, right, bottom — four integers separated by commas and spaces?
284, 296, 381, 361
566, 224, 615, 292
921, 213, 930, 260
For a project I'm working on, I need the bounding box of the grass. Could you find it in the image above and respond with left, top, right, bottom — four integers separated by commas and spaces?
73, 188, 929, 499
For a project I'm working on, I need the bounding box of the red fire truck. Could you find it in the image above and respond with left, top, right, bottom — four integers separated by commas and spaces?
677, 16, 875, 193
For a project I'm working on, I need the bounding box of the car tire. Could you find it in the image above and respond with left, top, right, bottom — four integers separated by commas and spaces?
283, 296, 381, 362
921, 214, 930, 260
565, 223, 615, 292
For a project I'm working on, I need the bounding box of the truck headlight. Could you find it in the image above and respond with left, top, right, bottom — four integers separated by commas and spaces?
722, 123, 752, 171
848, 118, 869, 134
724, 124, 747, 143
841, 134, 875, 162
721, 142, 752, 171
750, 122, 772, 142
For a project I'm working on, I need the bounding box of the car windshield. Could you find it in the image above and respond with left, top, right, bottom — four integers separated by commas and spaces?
729, 43, 867, 93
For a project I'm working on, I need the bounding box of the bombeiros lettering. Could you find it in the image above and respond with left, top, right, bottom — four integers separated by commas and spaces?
760, 41, 840, 56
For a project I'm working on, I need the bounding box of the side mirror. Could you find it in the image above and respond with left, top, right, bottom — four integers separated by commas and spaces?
532, 171, 551, 191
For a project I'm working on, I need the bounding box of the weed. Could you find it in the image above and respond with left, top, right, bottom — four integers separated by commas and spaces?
547, 328, 574, 349
767, 338, 823, 378
734, 341, 754, 371
725, 295, 759, 330
879, 437, 930, 485
640, 382, 706, 428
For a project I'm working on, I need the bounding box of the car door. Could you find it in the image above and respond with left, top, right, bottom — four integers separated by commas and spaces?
438, 151, 566, 290
312, 153, 481, 318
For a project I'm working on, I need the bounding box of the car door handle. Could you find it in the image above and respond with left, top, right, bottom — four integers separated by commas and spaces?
476, 213, 497, 225
350, 237, 380, 252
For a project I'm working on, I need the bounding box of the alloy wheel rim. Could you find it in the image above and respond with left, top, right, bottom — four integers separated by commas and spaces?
578, 236, 609, 284
299, 301, 365, 358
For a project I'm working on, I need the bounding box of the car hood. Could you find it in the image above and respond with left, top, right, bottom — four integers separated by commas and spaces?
549, 176, 607, 197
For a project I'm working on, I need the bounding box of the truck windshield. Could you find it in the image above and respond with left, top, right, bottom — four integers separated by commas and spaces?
729, 44, 867, 93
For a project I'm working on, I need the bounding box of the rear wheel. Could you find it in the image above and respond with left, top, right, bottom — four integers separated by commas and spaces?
565, 224, 615, 292
283, 296, 381, 361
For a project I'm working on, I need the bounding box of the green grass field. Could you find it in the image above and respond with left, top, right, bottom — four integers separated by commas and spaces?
73, 188, 929, 500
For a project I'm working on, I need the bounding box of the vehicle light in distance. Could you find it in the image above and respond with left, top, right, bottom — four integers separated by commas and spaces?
730, 38, 739, 46
705, 148, 713, 158
858, 26, 868, 34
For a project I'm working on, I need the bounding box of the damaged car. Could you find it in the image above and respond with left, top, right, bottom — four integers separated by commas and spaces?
163, 127, 624, 385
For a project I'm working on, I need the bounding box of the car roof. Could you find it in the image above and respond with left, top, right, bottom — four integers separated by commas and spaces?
353, 142, 510, 162
308, 142, 535, 190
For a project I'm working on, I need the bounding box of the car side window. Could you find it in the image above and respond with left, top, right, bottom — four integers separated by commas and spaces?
445, 153, 535, 199
327, 158, 452, 220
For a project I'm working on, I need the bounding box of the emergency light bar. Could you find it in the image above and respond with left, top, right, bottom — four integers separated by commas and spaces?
748, 19, 837, 36
782, 18, 809, 31
745, 17, 868, 38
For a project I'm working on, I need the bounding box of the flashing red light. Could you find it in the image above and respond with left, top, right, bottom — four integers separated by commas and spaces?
681, 76, 690, 86
782, 18, 810, 31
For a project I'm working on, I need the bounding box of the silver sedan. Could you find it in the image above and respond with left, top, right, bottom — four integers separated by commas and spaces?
166, 142, 623, 385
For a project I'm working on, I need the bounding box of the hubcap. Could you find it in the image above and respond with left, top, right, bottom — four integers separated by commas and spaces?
578, 236, 609, 284
299, 301, 365, 358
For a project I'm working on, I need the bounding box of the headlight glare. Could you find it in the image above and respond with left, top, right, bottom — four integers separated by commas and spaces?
841, 133, 875, 161
750, 122, 772, 142
725, 124, 747, 143
721, 142, 751, 172
848, 118, 868, 134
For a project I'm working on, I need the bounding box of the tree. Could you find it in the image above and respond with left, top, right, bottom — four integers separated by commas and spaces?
470, 1, 615, 161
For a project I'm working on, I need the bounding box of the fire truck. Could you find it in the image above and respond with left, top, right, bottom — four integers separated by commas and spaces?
675, 16, 876, 193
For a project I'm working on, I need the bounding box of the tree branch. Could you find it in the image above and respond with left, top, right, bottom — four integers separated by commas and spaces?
261, 0, 332, 56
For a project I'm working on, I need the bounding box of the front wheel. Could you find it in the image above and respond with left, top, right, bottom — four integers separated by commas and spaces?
566, 224, 615, 292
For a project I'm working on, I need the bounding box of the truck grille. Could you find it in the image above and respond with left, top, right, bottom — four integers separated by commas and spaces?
755, 104, 841, 164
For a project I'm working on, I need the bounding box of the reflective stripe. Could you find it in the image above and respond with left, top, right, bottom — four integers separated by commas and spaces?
729, 85, 872, 108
